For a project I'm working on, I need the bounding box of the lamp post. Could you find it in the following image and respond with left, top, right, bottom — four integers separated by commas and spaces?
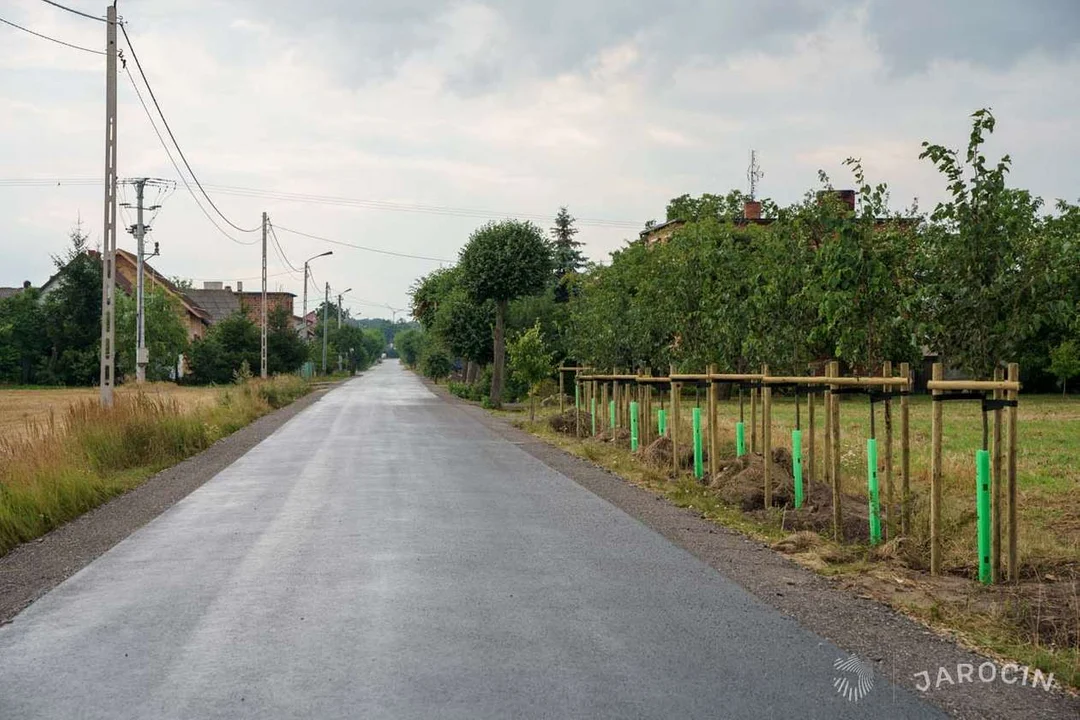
337, 287, 352, 329
302, 251, 333, 340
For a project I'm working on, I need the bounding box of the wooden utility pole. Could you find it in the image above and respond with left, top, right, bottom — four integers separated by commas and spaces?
1007, 362, 1019, 581
899, 361, 911, 536
762, 365, 772, 508
829, 361, 841, 540
98, 3, 118, 407
882, 360, 893, 539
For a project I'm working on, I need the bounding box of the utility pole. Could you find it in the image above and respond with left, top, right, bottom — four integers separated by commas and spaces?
260, 211, 268, 379
98, 3, 118, 407
336, 287, 351, 373
322, 282, 329, 375
133, 178, 147, 383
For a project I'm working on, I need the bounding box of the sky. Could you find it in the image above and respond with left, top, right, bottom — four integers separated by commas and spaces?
2, 0, 1079, 317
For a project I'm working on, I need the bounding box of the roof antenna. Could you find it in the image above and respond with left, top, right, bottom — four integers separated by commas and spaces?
747, 150, 764, 201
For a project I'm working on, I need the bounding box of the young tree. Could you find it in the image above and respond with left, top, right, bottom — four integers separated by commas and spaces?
420, 345, 452, 382
186, 311, 260, 384
394, 328, 425, 366
458, 219, 552, 407
0, 287, 46, 384
507, 321, 554, 420
267, 305, 308, 374
1049, 339, 1080, 397
551, 206, 585, 302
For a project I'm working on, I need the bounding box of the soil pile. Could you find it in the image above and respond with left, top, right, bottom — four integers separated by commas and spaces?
548, 409, 591, 435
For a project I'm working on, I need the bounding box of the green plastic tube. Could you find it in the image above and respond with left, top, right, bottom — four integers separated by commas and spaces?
976, 449, 992, 584
735, 421, 746, 457
692, 407, 703, 479
591, 397, 596, 436
792, 429, 804, 509
609, 400, 616, 431
867, 438, 881, 545
630, 401, 639, 451
658, 409, 666, 436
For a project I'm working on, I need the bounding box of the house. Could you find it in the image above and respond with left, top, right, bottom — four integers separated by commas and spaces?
185, 280, 296, 329
0, 281, 31, 300
640, 199, 775, 246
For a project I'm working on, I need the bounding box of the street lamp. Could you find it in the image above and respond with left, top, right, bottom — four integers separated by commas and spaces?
302, 251, 332, 339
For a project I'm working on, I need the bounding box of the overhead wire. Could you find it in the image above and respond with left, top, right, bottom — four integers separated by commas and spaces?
0, 15, 105, 54
38, 0, 105, 23
120, 23, 260, 234
273, 224, 454, 263
122, 63, 258, 246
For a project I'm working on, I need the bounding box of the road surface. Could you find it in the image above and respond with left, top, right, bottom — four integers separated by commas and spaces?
0, 360, 943, 719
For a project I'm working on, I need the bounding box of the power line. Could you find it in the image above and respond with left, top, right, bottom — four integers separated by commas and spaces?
267, 221, 302, 274
38, 0, 105, 23
120, 23, 260, 234
122, 63, 258, 246
273, 224, 454, 263
0, 15, 104, 54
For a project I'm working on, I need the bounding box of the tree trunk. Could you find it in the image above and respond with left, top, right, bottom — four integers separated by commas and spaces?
465, 360, 476, 385
530, 394, 535, 422
490, 299, 507, 407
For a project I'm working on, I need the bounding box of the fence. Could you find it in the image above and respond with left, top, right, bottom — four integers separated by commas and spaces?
568, 362, 1021, 584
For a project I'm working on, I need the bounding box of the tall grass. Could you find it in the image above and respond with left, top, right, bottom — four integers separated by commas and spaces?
0, 375, 308, 556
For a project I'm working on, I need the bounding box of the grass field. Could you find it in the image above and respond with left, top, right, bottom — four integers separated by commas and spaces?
0, 385, 220, 442
507, 392, 1079, 688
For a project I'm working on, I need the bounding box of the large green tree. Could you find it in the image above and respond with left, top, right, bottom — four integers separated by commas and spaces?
551, 206, 585, 302
186, 311, 260, 384
0, 287, 46, 384
115, 286, 190, 381
39, 228, 102, 386
457, 220, 552, 406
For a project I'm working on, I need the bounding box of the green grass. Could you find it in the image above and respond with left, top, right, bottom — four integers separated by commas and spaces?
0, 375, 309, 556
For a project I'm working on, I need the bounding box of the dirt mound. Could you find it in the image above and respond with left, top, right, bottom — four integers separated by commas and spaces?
780, 482, 871, 543
548, 409, 591, 435
641, 436, 693, 468
709, 451, 795, 510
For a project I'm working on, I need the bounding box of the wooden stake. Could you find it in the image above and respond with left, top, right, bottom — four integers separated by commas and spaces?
992, 367, 1004, 581
807, 381, 816, 491
575, 379, 581, 439
750, 384, 758, 454
930, 361, 943, 576
707, 363, 718, 478
824, 364, 832, 518
559, 370, 565, 414
830, 361, 842, 541
670, 365, 679, 475
763, 364, 772, 508
1007, 362, 1019, 582
601, 382, 609, 434
883, 360, 894, 540
899, 362, 911, 537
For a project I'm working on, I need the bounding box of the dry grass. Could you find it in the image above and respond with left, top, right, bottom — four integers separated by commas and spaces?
0, 376, 308, 556
0, 385, 220, 442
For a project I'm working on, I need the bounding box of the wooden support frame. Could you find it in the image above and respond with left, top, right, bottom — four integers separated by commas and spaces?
829, 361, 842, 541
762, 364, 772, 508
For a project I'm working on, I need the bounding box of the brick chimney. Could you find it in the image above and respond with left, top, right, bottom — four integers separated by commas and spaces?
817, 189, 856, 212
743, 199, 762, 221
237, 281, 243, 293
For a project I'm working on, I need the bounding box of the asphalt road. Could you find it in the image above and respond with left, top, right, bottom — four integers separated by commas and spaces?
0, 360, 944, 719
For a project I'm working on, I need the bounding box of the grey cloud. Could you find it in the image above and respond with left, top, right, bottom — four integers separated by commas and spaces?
864, 0, 1080, 73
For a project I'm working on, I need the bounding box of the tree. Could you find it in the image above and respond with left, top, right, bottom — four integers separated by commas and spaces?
551, 206, 585, 302
458, 219, 552, 407
39, 226, 102, 385
1049, 339, 1080, 397
507, 321, 553, 420
0, 287, 46, 384
115, 286, 189, 381
267, 305, 308, 374
394, 328, 425, 366
918, 109, 1055, 377
186, 311, 260, 384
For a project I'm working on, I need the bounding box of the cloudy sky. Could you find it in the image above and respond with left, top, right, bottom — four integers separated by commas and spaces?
2, 0, 1078, 316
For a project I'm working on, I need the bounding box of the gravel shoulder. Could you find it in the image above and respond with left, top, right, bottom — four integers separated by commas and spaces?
0, 385, 333, 624
428, 382, 1079, 720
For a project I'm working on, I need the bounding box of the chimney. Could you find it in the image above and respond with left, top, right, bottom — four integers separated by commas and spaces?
817, 190, 856, 212
237, 281, 243, 293
743, 199, 762, 221
225, 285, 232, 292
203, 281, 223, 290
22, 280, 31, 289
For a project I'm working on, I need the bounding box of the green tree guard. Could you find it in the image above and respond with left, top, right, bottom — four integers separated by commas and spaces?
630, 401, 639, 451
977, 449, 992, 584
867, 438, 881, 545
736, 422, 746, 457
792, 429, 804, 508
609, 400, 616, 431
692, 407, 704, 479
658, 409, 666, 436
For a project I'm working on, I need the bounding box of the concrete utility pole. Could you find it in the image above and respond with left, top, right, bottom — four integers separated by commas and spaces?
98, 3, 118, 407
337, 287, 351, 373
322, 282, 329, 375
302, 251, 332, 340
260, 211, 268, 379
133, 179, 147, 383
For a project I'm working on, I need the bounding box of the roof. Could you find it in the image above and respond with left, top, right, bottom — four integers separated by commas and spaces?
639, 219, 686, 238
0, 287, 24, 300
86, 249, 213, 325
183, 289, 240, 323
